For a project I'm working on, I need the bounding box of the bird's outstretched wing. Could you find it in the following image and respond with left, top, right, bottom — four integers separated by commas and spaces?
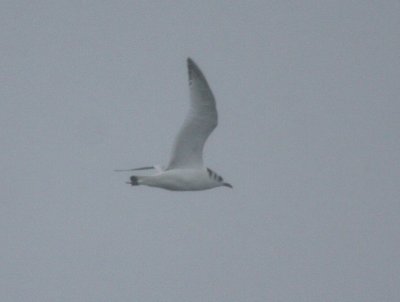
114, 165, 164, 173
114, 166, 155, 172
167, 58, 218, 170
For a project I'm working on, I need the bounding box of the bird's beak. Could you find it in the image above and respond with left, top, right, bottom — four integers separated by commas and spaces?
223, 182, 233, 189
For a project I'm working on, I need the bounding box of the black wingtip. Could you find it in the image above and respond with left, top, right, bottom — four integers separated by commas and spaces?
187, 57, 199, 69
223, 183, 233, 189
187, 57, 204, 81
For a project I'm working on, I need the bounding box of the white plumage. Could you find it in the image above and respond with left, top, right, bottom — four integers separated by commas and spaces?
117, 58, 232, 191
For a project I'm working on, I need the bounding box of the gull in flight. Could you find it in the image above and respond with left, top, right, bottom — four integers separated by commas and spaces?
117, 58, 232, 191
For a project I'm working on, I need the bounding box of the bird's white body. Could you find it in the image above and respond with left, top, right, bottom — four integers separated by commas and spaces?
135, 168, 223, 191
118, 58, 232, 191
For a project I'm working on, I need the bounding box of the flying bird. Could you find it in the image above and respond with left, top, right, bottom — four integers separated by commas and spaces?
117, 58, 232, 191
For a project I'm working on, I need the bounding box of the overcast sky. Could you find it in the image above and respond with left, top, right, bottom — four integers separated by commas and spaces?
1, 1, 399, 301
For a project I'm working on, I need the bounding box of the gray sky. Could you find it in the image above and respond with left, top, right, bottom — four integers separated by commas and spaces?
1, 1, 399, 301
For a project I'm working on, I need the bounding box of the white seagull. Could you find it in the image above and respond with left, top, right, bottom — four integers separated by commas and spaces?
117, 58, 232, 191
